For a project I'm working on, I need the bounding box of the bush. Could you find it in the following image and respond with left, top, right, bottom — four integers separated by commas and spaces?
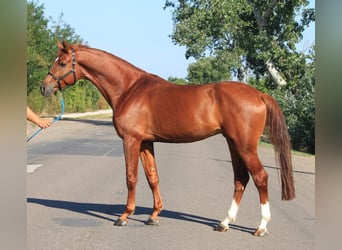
27, 80, 109, 116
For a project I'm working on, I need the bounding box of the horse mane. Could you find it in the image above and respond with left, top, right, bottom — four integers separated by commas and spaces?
67, 43, 170, 85
72, 43, 150, 76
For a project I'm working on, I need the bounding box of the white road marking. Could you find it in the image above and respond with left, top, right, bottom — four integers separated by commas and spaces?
27, 164, 43, 173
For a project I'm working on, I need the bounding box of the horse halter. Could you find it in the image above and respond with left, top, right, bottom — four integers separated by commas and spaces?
48, 48, 77, 91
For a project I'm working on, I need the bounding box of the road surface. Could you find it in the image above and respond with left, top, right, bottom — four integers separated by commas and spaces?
27, 114, 315, 250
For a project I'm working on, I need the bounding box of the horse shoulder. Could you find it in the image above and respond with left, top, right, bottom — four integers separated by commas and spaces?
113, 77, 162, 138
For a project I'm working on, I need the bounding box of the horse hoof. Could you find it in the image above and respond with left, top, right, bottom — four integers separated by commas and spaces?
254, 228, 269, 237
114, 218, 128, 227
146, 217, 160, 226
215, 223, 229, 232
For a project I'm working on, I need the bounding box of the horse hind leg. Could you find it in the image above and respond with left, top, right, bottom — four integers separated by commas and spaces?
239, 147, 271, 236
216, 139, 250, 232
217, 137, 271, 236
140, 142, 163, 225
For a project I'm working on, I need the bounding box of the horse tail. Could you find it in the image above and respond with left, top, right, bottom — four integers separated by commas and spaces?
261, 93, 295, 200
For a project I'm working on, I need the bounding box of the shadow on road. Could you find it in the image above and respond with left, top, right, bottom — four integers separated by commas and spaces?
27, 197, 255, 234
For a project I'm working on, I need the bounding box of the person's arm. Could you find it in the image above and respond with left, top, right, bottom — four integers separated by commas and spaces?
27, 107, 52, 129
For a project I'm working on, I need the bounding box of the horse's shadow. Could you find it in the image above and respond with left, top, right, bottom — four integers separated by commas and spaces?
27, 198, 255, 234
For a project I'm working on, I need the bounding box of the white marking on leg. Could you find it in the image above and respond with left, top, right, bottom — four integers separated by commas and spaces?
27, 164, 43, 173
220, 199, 239, 228
228, 199, 239, 222
258, 202, 271, 230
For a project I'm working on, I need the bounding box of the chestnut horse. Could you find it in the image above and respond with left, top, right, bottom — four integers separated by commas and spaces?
41, 41, 295, 236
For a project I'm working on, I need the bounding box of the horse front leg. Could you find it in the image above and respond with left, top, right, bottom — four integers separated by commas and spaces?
114, 136, 141, 226
140, 142, 163, 225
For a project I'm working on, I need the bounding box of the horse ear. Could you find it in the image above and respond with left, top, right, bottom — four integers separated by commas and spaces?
57, 40, 64, 50
57, 40, 69, 53
62, 40, 68, 49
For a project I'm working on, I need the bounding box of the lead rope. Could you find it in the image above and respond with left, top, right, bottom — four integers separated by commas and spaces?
26, 92, 64, 143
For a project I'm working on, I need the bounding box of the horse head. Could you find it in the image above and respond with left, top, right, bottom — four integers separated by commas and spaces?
41, 40, 78, 96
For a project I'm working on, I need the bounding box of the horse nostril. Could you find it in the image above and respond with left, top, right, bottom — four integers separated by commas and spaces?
40, 85, 45, 94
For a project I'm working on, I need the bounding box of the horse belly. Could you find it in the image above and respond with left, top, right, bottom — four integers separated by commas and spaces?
150, 101, 221, 143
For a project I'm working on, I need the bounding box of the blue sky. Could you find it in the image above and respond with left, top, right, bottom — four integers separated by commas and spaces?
41, 0, 315, 80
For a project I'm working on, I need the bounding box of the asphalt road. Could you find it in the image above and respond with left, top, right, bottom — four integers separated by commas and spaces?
27, 115, 315, 250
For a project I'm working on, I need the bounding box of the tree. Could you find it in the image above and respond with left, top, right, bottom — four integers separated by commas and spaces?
27, 0, 55, 95
27, 0, 107, 114
249, 45, 315, 153
187, 56, 232, 83
165, 0, 315, 153
167, 76, 188, 84
49, 12, 84, 44
164, 0, 315, 86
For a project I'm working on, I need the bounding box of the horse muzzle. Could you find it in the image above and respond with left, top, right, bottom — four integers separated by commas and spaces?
40, 83, 56, 97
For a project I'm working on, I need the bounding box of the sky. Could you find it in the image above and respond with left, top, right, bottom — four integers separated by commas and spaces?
40, 0, 315, 80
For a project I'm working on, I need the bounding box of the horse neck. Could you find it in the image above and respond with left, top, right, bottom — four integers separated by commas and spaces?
76, 47, 144, 108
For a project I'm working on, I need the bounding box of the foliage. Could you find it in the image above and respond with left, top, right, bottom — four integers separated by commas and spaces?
27, 1, 54, 96
187, 56, 232, 83
164, 0, 315, 84
27, 0, 108, 115
250, 45, 315, 153
62, 82, 101, 113
167, 76, 188, 84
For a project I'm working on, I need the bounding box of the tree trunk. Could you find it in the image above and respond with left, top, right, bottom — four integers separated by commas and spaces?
265, 59, 287, 86
247, 0, 288, 86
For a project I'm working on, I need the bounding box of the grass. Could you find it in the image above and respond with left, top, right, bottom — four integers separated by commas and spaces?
259, 141, 314, 157
72, 113, 113, 120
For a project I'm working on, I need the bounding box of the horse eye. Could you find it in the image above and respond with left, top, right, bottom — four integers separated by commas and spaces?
59, 62, 66, 67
